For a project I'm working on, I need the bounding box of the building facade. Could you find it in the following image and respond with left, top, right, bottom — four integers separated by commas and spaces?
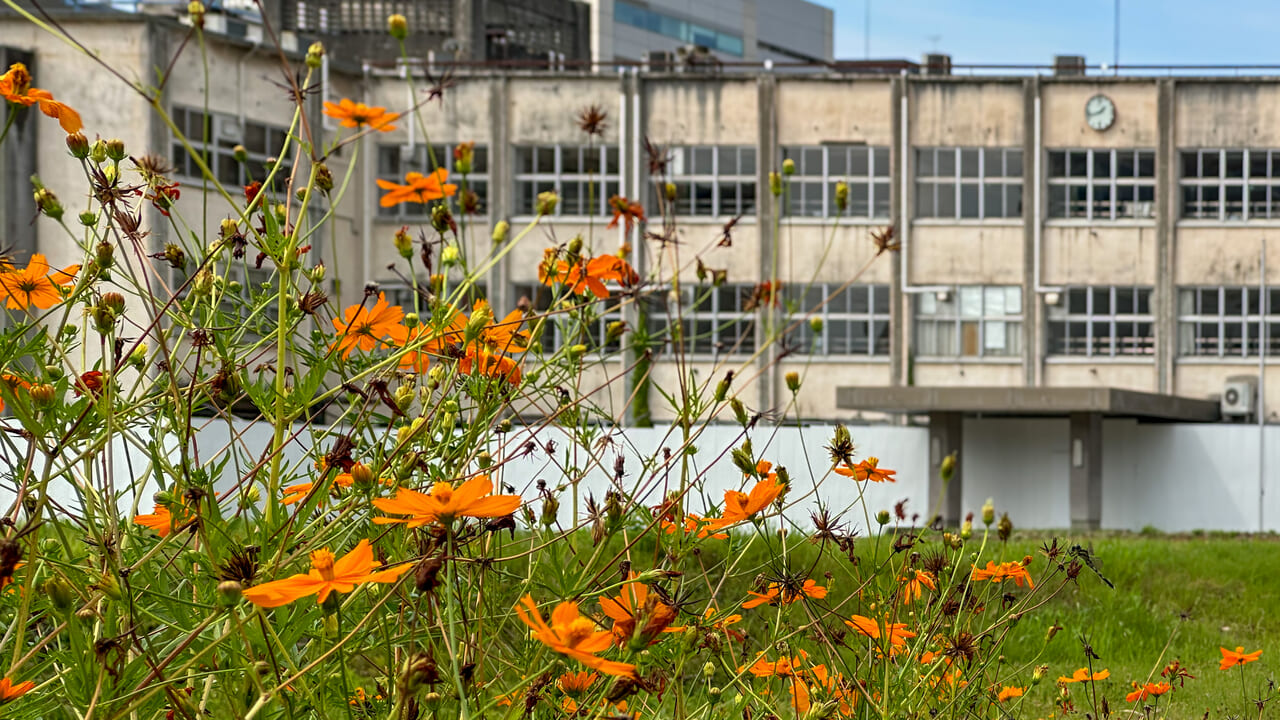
5, 13, 1280, 430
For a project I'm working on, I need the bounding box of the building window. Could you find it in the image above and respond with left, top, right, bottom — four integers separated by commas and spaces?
655, 146, 757, 218
1047, 149, 1155, 220
1180, 149, 1280, 221
781, 146, 890, 219
613, 0, 744, 56
785, 284, 890, 355
915, 286, 1022, 357
514, 282, 624, 355
1047, 287, 1154, 357
915, 148, 1022, 219
171, 106, 292, 187
643, 283, 756, 357
513, 145, 620, 217
377, 144, 488, 219
1178, 287, 1280, 357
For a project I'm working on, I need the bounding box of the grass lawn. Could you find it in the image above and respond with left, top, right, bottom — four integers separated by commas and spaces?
655, 528, 1280, 717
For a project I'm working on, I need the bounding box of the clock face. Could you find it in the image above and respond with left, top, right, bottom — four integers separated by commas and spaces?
1085, 94, 1115, 131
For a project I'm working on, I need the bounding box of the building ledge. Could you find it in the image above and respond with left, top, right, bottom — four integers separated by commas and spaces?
834, 385, 1220, 422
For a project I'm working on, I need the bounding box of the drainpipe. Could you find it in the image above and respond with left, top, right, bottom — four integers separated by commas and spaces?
898, 85, 946, 295
1033, 95, 1062, 295
1260, 242, 1267, 532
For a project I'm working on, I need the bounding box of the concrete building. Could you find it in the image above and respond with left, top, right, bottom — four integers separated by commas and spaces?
7, 8, 1280, 527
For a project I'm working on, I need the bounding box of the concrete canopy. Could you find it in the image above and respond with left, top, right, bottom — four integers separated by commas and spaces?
834, 386, 1220, 423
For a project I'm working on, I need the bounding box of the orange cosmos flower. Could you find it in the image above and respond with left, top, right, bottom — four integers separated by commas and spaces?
607, 195, 646, 233
322, 98, 398, 131
702, 607, 744, 640
833, 457, 896, 483
377, 168, 457, 207
661, 513, 728, 540
0, 374, 31, 414
743, 579, 827, 609
1220, 646, 1263, 670
599, 572, 682, 646
133, 503, 194, 537
0, 254, 79, 310
0, 677, 34, 704
391, 307, 467, 373
900, 569, 936, 605
514, 595, 636, 678
0, 63, 82, 133
996, 686, 1024, 702
1125, 681, 1170, 702
331, 293, 406, 359
971, 560, 1034, 588
705, 475, 786, 531
1058, 668, 1110, 684
372, 475, 521, 528
456, 302, 529, 384
845, 614, 916, 649
241, 539, 411, 608
741, 651, 808, 677
539, 252, 639, 299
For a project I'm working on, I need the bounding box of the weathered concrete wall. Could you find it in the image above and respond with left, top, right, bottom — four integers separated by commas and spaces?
909, 81, 1024, 147
1176, 82, 1280, 147
1041, 81, 1158, 148
913, 361, 1024, 387
644, 78, 758, 146
1042, 226, 1158, 285
1173, 229, 1278, 285
909, 225, 1024, 285
1043, 361, 1158, 392
776, 79, 893, 146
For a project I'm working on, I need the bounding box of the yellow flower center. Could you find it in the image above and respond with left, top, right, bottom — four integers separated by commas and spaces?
562, 617, 597, 647
310, 549, 337, 581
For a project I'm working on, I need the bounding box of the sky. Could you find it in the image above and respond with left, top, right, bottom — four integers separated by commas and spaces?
812, 0, 1280, 68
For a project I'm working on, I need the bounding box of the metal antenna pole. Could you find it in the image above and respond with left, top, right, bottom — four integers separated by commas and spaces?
1113, 0, 1120, 74
865, 0, 871, 59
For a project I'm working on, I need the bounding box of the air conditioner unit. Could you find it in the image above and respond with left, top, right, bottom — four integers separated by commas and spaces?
644, 50, 675, 72
1221, 375, 1258, 418
922, 53, 951, 76
213, 116, 242, 143
934, 289, 951, 303
1044, 291, 1062, 306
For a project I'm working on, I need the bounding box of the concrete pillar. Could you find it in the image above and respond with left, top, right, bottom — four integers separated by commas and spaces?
1156, 79, 1176, 394
755, 74, 778, 412
0, 47, 36, 262
1022, 77, 1040, 386
1069, 412, 1103, 530
488, 77, 510, 314
927, 411, 963, 526
889, 75, 905, 387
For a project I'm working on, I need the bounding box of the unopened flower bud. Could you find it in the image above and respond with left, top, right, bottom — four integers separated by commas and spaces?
834, 181, 850, 212
782, 158, 796, 176
314, 162, 333, 192
714, 374, 732, 403
730, 397, 748, 425
33, 187, 63, 220
567, 235, 583, 256
498, 418, 512, 433
387, 13, 409, 40
163, 243, 187, 271
536, 190, 559, 216
568, 344, 587, 359
403, 312, 419, 328
876, 509, 891, 525
105, 138, 126, 162
217, 580, 242, 606
982, 498, 995, 526
453, 142, 474, 174
540, 494, 560, 526
960, 519, 973, 540
940, 451, 957, 483
492, 219, 510, 244
393, 226, 413, 258
66, 132, 89, 158
349, 462, 374, 489
79, 211, 97, 227
233, 144, 248, 163
664, 181, 677, 202
441, 245, 459, 266
187, 1, 205, 25
464, 303, 492, 343
102, 292, 126, 314
95, 242, 114, 269
89, 139, 108, 164
94, 573, 122, 601
769, 171, 782, 197
477, 451, 492, 470
29, 383, 56, 407
306, 41, 325, 68
785, 371, 801, 393
42, 577, 75, 610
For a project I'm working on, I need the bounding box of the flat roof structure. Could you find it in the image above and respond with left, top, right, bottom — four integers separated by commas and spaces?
837, 386, 1224, 530
834, 386, 1221, 422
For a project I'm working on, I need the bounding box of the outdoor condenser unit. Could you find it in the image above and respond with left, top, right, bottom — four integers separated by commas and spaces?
1221, 375, 1258, 418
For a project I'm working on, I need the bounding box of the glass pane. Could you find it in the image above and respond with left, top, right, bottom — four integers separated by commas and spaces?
1005, 184, 1022, 217
984, 149, 1003, 177
1251, 151, 1268, 179
1048, 151, 1067, 178
829, 147, 849, 176
937, 183, 956, 217
913, 148, 930, 177
1049, 185, 1068, 217
1202, 151, 1220, 178
915, 182, 935, 217
959, 287, 983, 317
1092, 287, 1111, 314
1137, 151, 1155, 177
718, 146, 739, 175
1069, 151, 1088, 178
1115, 287, 1135, 314
937, 148, 956, 176
692, 147, 714, 174
1005, 286, 1022, 313
1117, 150, 1136, 178
536, 146, 555, 173
850, 182, 870, 216
1226, 151, 1245, 178
803, 148, 823, 175
983, 183, 1003, 218
960, 183, 979, 218
1006, 149, 1023, 177
873, 182, 891, 218
985, 320, 1007, 351
740, 148, 756, 175
960, 149, 980, 178
872, 148, 890, 177
561, 147, 582, 174
1180, 151, 1199, 178
1068, 288, 1088, 314
1093, 150, 1111, 179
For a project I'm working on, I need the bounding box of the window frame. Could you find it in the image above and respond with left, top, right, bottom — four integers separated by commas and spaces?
513, 282, 625, 357
780, 145, 891, 219
1046, 286, 1155, 358
512, 144, 620, 218
914, 147, 1023, 220
1047, 148, 1156, 221
170, 106, 293, 189
1177, 286, 1280, 358
784, 283, 891, 357
654, 146, 758, 219
913, 285, 1024, 359
641, 283, 758, 359
1179, 148, 1280, 222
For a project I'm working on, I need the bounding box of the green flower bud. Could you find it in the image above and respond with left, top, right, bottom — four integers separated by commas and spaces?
785, 371, 801, 393
876, 509, 891, 525
387, 13, 409, 40
89, 139, 108, 164
105, 138, 126, 162
305, 41, 325, 69
66, 132, 89, 159
536, 190, 559, 216
834, 181, 850, 213
982, 498, 995, 526
491, 220, 510, 244
217, 580, 243, 606
782, 158, 796, 176
78, 211, 97, 227
769, 171, 782, 197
